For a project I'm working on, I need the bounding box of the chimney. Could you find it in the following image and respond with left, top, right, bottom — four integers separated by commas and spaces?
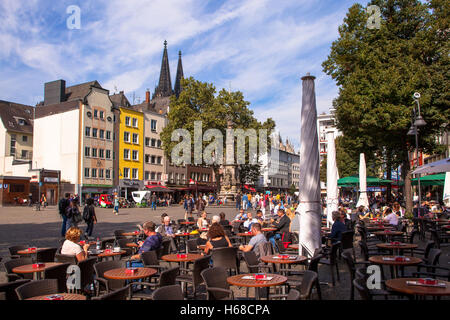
145, 89, 150, 103
44, 80, 66, 106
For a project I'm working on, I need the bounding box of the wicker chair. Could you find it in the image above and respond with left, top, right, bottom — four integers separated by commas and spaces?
36, 248, 57, 263
92, 284, 131, 300
54, 253, 77, 265
200, 267, 234, 300
211, 247, 239, 275
3, 257, 34, 282
131, 266, 180, 300
0, 279, 31, 300
176, 255, 210, 298
15, 279, 59, 300
152, 284, 184, 300
319, 241, 341, 286
44, 262, 71, 293
78, 257, 97, 295
8, 245, 29, 259
93, 260, 126, 296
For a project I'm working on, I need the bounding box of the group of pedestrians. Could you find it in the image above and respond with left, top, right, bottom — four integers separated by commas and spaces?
58, 193, 97, 239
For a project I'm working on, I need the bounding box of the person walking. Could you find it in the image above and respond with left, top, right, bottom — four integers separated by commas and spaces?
58, 193, 71, 237
83, 198, 97, 238
151, 192, 157, 211
66, 199, 82, 229
113, 195, 119, 215
236, 193, 242, 211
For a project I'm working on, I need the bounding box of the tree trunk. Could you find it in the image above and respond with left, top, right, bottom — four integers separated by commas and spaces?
213, 165, 221, 195
386, 156, 392, 203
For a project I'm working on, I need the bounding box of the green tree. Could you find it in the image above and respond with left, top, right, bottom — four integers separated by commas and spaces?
160, 77, 276, 192
322, 0, 449, 212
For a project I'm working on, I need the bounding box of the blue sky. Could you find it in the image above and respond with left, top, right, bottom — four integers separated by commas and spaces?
0, 0, 370, 150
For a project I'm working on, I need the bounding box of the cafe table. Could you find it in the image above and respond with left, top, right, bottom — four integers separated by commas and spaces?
121, 231, 141, 238
103, 267, 157, 282
126, 242, 140, 254
26, 293, 87, 300
375, 243, 418, 256
372, 230, 403, 242
369, 255, 422, 278
385, 278, 450, 299
262, 227, 277, 232
12, 262, 63, 280
227, 273, 287, 299
17, 248, 50, 263
88, 249, 126, 261
260, 254, 308, 279
237, 232, 254, 245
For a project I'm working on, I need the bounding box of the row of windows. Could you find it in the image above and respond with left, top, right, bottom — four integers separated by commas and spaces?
86, 127, 113, 140
190, 172, 211, 182
85, 147, 113, 159
124, 117, 157, 131
124, 132, 140, 144
123, 149, 139, 161
145, 137, 162, 148
122, 168, 139, 179
84, 168, 112, 179
145, 155, 162, 165
145, 171, 163, 181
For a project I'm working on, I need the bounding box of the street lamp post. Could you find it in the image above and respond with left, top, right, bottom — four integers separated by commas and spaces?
407, 92, 426, 215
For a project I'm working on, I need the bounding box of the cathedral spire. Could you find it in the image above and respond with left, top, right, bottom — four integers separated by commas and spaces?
174, 50, 184, 98
153, 40, 173, 98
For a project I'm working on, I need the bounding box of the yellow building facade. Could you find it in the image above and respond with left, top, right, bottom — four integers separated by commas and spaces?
119, 107, 144, 197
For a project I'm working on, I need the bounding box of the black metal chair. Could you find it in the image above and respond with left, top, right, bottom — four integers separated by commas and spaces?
269, 288, 301, 300
341, 250, 371, 300
157, 239, 172, 259
131, 266, 180, 300
176, 255, 210, 298
271, 270, 317, 300
3, 257, 34, 282
319, 241, 341, 286
54, 253, 77, 265
211, 247, 239, 275
340, 231, 355, 257
92, 284, 131, 300
93, 260, 126, 296
0, 279, 31, 300
15, 279, 59, 300
44, 262, 71, 293
152, 284, 184, 300
78, 257, 97, 295
200, 267, 234, 300
8, 245, 29, 260
353, 278, 371, 300
36, 248, 58, 263
186, 239, 200, 254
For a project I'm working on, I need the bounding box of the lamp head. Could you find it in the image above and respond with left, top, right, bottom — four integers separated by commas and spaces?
414, 115, 427, 127
413, 92, 421, 100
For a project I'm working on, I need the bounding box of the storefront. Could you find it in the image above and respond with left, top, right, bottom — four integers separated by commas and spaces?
0, 176, 30, 206
29, 169, 61, 205
81, 185, 115, 203
119, 179, 144, 200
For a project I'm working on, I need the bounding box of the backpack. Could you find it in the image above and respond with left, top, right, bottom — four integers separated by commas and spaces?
58, 198, 69, 216
82, 205, 92, 222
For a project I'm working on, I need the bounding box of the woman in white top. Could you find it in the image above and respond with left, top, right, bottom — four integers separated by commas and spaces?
197, 211, 209, 229
61, 227, 90, 262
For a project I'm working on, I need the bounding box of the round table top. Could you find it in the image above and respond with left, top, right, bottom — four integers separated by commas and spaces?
103, 267, 157, 280
121, 232, 141, 237
180, 221, 195, 225
262, 228, 277, 232
227, 274, 287, 288
97, 250, 126, 258
369, 255, 422, 266
12, 262, 63, 274
126, 243, 139, 248
26, 293, 87, 300
376, 243, 418, 250
174, 233, 191, 237
261, 255, 308, 264
288, 244, 299, 250
386, 278, 450, 296
78, 241, 96, 246
237, 233, 254, 237
161, 253, 203, 262
373, 231, 404, 236
17, 248, 50, 255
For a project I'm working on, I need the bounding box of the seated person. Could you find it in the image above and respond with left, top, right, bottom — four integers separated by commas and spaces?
129, 221, 163, 264
357, 205, 371, 220
340, 210, 352, 230
238, 223, 267, 259
329, 211, 347, 244
269, 208, 291, 250
243, 212, 259, 230
218, 212, 230, 226
61, 227, 90, 262
255, 209, 266, 225
203, 223, 232, 255
211, 215, 221, 224
233, 209, 247, 222
197, 211, 210, 230
383, 208, 399, 226
156, 216, 177, 251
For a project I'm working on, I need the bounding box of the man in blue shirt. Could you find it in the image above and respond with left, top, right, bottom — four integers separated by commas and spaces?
329, 211, 347, 244
129, 221, 163, 265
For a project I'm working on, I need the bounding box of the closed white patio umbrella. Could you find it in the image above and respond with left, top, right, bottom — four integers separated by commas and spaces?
326, 130, 338, 227
356, 153, 369, 209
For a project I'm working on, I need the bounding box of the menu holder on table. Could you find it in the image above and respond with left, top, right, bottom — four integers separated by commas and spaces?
241, 275, 274, 281
406, 279, 446, 288
176, 254, 187, 259
28, 247, 37, 252
32, 263, 45, 269
125, 268, 138, 275
44, 294, 64, 300
390, 242, 402, 245
382, 256, 410, 262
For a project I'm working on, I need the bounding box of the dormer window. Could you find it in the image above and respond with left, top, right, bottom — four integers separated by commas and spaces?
18, 119, 26, 125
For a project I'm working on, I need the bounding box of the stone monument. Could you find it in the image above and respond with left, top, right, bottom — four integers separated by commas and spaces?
218, 118, 240, 201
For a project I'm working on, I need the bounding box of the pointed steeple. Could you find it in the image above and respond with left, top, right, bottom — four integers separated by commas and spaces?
153, 40, 173, 98
174, 51, 184, 98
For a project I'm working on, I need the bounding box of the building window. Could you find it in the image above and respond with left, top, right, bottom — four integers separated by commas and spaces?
125, 116, 131, 126
21, 150, 28, 159
151, 138, 156, 147
145, 137, 150, 147
157, 140, 162, 148
123, 168, 130, 179
124, 149, 130, 160
94, 109, 98, 118
92, 128, 98, 138
99, 169, 104, 178
99, 149, 104, 158
10, 134, 16, 156
10, 184, 25, 193
132, 118, 138, 128
124, 132, 130, 143
106, 150, 111, 159
92, 148, 97, 158
151, 172, 156, 180
85, 127, 91, 137
151, 120, 157, 132
91, 168, 97, 178
99, 111, 104, 119
22, 135, 28, 142
132, 150, 138, 161
85, 147, 90, 157
106, 169, 111, 179
100, 130, 104, 139
157, 156, 162, 165
132, 168, 138, 179
84, 168, 90, 178
151, 155, 156, 164
145, 171, 150, 180
113, 132, 115, 141
157, 173, 162, 181
106, 131, 111, 140
145, 154, 150, 163
132, 133, 139, 144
